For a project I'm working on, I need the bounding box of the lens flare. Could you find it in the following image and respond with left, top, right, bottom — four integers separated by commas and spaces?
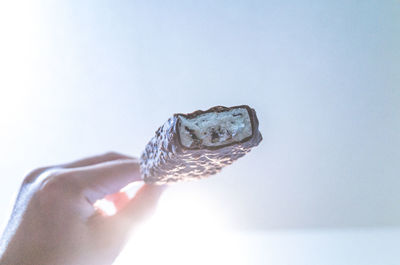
114, 188, 245, 265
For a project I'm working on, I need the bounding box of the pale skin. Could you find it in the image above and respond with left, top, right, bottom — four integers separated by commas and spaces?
0, 152, 166, 265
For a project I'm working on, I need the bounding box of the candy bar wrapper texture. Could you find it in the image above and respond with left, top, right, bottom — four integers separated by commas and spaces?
140, 105, 262, 183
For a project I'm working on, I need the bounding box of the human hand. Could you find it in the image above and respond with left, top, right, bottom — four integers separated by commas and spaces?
0, 152, 165, 265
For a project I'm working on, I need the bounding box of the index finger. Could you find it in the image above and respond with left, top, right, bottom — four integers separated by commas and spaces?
62, 152, 135, 168
62, 160, 143, 204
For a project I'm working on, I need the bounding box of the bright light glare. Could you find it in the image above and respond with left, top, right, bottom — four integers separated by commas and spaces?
114, 189, 246, 265
94, 199, 117, 216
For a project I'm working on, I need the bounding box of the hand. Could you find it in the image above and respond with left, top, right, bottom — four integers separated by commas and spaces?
0, 152, 165, 265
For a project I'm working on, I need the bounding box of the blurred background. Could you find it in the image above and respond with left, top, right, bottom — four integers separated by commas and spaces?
0, 1, 399, 264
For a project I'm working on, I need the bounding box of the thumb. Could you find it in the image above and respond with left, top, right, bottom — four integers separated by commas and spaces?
107, 184, 166, 232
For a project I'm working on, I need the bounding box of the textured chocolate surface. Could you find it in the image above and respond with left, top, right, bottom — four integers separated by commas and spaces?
140, 105, 263, 183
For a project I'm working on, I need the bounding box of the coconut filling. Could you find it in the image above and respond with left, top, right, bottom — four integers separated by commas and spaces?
178, 108, 253, 148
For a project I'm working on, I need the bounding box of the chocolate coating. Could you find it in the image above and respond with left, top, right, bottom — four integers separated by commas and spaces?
140, 105, 262, 183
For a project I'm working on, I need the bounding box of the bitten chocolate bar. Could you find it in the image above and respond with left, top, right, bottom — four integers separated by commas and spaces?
140, 105, 262, 183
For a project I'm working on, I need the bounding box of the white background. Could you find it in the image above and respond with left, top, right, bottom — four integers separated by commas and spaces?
0, 1, 399, 264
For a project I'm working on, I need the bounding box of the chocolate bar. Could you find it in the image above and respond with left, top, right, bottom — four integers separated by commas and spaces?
140, 105, 262, 183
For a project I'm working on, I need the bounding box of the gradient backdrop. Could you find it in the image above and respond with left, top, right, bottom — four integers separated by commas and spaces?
0, 2, 399, 263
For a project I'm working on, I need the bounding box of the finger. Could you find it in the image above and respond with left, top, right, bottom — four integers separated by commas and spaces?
63, 160, 143, 203
62, 152, 135, 168
107, 184, 166, 231
24, 152, 135, 185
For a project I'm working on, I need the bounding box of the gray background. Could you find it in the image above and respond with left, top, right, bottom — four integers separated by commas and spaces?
0, 0, 399, 230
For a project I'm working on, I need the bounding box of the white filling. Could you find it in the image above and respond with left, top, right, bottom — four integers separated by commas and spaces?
178, 108, 252, 148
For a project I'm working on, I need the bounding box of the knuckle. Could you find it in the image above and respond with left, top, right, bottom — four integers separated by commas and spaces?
23, 166, 51, 184
105, 151, 119, 156
38, 171, 79, 194
104, 151, 123, 159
